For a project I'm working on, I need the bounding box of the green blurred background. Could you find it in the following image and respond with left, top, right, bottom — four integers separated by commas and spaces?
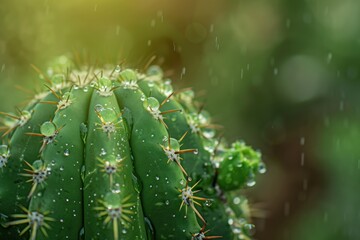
1, 0, 359, 239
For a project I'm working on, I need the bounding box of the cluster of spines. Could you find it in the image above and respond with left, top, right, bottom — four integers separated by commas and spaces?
0, 59, 264, 240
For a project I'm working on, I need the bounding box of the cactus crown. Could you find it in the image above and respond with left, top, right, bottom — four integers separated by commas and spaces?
0, 56, 265, 240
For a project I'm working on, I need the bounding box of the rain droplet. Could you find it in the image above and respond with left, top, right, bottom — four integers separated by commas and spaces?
169, 138, 180, 151
147, 65, 163, 78
94, 104, 104, 112
119, 69, 137, 81
63, 149, 70, 157
143, 97, 160, 111
243, 223, 256, 236
40, 121, 56, 137
258, 162, 267, 174
246, 173, 256, 187
100, 148, 107, 156
204, 199, 213, 207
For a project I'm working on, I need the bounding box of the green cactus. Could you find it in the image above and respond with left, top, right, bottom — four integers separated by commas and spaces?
0, 57, 265, 240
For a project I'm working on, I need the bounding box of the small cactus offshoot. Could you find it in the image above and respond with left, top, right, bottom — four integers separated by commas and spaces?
0, 56, 265, 240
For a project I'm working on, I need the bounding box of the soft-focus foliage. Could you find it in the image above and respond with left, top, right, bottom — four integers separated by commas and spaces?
1, 0, 359, 239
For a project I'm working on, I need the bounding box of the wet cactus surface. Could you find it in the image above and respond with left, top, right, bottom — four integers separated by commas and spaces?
0, 58, 264, 240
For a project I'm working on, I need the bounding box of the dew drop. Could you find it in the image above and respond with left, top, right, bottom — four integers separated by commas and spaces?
258, 162, 267, 174
100, 148, 107, 156
143, 97, 160, 111
246, 178, 256, 187
243, 223, 256, 236
94, 104, 104, 112
169, 138, 180, 151
147, 65, 163, 78
63, 149, 70, 157
100, 108, 117, 123
204, 199, 213, 207
119, 69, 137, 81
40, 121, 56, 137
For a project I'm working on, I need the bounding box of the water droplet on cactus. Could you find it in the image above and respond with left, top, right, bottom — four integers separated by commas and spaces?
78, 227, 85, 238
98, 77, 112, 87
20, 111, 32, 124
119, 69, 137, 81
0, 213, 9, 228
51, 74, 65, 86
204, 199, 213, 207
258, 162, 267, 174
80, 123, 88, 143
94, 104, 104, 112
143, 97, 160, 111
243, 223, 256, 236
32, 159, 44, 170
144, 217, 155, 239
111, 183, 121, 194
99, 108, 117, 123
147, 65, 163, 78
62, 91, 73, 100
132, 173, 142, 193
162, 80, 173, 95
40, 121, 56, 137
0, 145, 9, 157
100, 148, 107, 156
246, 175, 256, 187
169, 138, 180, 151
179, 89, 194, 102
203, 128, 216, 139
64, 149, 70, 157
104, 192, 121, 206
147, 81, 155, 87
203, 138, 216, 154
0, 145, 10, 168
80, 165, 86, 182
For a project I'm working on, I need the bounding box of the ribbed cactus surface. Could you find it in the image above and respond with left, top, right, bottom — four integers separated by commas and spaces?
0, 58, 264, 240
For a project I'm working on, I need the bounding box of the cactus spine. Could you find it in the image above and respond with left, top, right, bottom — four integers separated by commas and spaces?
0, 57, 265, 240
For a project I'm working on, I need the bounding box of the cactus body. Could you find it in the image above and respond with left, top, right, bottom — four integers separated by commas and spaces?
0, 58, 264, 240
